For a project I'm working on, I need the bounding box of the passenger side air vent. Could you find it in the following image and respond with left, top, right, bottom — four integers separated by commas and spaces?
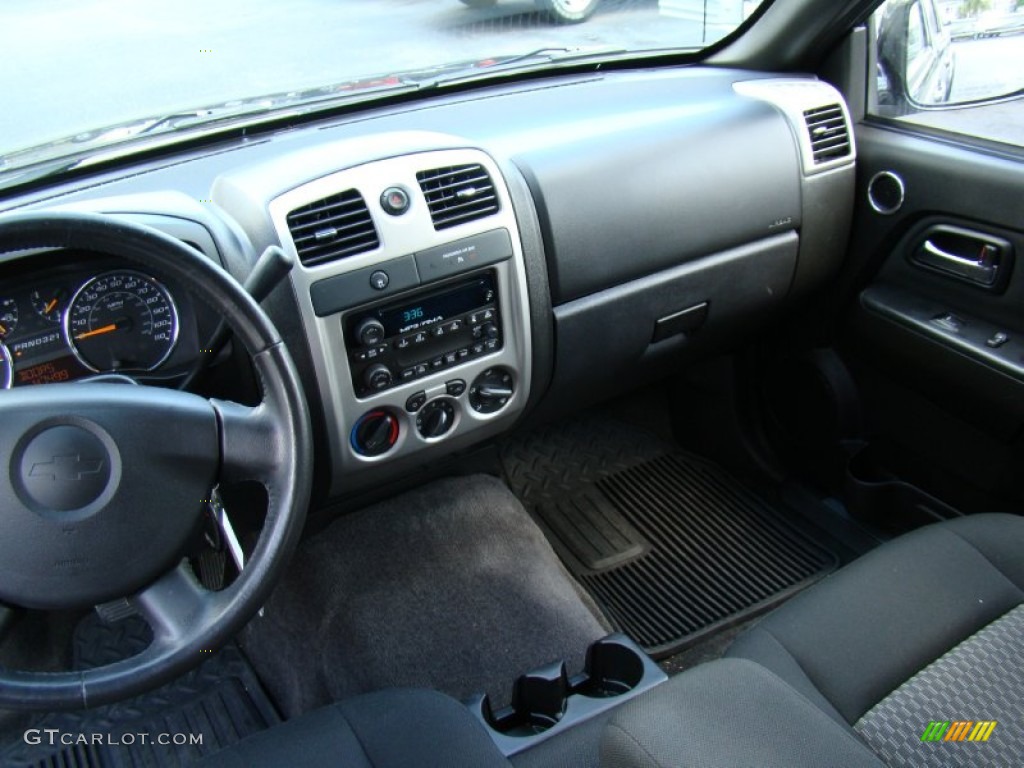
803, 104, 851, 164
286, 189, 379, 266
416, 164, 499, 230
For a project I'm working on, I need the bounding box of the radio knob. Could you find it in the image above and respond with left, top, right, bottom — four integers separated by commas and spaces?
355, 317, 386, 347
469, 367, 514, 414
364, 363, 393, 392
481, 322, 499, 340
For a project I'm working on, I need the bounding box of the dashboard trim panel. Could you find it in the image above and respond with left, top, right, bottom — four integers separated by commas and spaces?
264, 146, 533, 495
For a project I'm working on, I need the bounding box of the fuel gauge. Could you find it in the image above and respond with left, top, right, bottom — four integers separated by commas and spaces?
0, 298, 17, 338
30, 288, 67, 324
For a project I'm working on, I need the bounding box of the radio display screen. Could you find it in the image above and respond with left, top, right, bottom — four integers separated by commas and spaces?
376, 274, 495, 336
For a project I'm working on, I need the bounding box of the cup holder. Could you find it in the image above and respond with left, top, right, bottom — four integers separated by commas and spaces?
471, 633, 667, 755
577, 635, 645, 698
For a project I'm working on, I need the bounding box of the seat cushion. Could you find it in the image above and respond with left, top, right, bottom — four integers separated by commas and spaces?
726, 513, 1024, 725
601, 513, 1024, 767
601, 658, 885, 768
854, 603, 1024, 767
195, 688, 510, 768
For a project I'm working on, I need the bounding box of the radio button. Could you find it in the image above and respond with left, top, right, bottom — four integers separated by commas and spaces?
444, 320, 462, 334
412, 332, 428, 345
414, 363, 429, 377
352, 345, 387, 363
431, 325, 447, 338
395, 336, 412, 350
405, 390, 427, 413
470, 342, 485, 356
430, 357, 444, 370
443, 351, 458, 366
457, 348, 470, 360
400, 367, 417, 381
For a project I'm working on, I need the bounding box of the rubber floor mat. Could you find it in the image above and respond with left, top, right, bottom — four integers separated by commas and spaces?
2, 613, 279, 768
502, 420, 837, 656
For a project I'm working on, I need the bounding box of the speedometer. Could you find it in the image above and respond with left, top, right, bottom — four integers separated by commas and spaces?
65, 270, 179, 373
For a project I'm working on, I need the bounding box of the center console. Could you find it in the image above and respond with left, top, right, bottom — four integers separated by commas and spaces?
264, 146, 533, 494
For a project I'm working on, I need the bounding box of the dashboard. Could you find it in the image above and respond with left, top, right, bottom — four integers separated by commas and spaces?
0, 254, 210, 390
0, 67, 857, 504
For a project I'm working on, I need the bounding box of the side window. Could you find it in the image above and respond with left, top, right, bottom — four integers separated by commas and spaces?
869, 0, 1024, 148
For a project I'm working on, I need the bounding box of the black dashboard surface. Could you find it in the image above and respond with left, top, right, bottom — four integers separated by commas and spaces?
0, 64, 854, 500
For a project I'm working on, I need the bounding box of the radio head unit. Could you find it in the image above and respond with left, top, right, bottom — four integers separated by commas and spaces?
345, 271, 502, 397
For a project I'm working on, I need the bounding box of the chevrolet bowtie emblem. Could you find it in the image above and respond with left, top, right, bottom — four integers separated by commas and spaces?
28, 454, 105, 482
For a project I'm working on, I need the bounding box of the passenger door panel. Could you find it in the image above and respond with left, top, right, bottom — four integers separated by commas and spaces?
838, 124, 1024, 507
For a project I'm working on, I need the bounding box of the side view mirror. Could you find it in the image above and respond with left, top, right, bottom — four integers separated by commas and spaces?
876, 0, 954, 108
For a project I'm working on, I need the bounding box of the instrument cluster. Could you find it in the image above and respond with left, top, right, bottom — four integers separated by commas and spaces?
0, 255, 197, 389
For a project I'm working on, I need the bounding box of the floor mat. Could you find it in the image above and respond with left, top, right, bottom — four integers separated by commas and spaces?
2, 613, 279, 768
239, 474, 609, 718
501, 417, 837, 656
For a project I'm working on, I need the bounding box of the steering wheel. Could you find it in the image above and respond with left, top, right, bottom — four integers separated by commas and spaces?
0, 211, 312, 710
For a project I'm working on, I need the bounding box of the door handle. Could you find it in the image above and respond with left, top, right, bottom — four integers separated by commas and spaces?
912, 225, 1012, 287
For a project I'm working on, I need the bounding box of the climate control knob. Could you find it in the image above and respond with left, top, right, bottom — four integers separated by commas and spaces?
351, 410, 400, 457
469, 367, 514, 414
417, 398, 456, 439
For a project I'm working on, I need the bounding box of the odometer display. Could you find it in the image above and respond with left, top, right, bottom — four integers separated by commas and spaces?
66, 271, 179, 373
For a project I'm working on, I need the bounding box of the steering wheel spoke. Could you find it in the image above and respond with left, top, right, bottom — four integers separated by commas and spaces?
214, 399, 281, 484
131, 561, 227, 649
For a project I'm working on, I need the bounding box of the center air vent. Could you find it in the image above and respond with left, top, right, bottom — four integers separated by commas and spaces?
803, 104, 851, 164
416, 164, 499, 230
286, 189, 379, 267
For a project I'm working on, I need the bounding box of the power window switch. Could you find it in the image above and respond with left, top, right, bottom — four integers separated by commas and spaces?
932, 313, 965, 333
986, 331, 1009, 349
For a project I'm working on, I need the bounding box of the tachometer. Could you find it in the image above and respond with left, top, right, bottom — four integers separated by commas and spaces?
65, 270, 179, 373
0, 341, 11, 389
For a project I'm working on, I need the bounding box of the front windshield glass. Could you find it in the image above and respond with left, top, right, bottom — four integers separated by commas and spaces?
0, 0, 764, 174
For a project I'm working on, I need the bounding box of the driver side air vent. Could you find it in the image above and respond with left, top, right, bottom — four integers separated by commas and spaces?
803, 104, 851, 164
416, 164, 499, 230
286, 189, 379, 267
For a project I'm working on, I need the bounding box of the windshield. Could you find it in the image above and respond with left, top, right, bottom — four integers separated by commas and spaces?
0, 0, 764, 176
